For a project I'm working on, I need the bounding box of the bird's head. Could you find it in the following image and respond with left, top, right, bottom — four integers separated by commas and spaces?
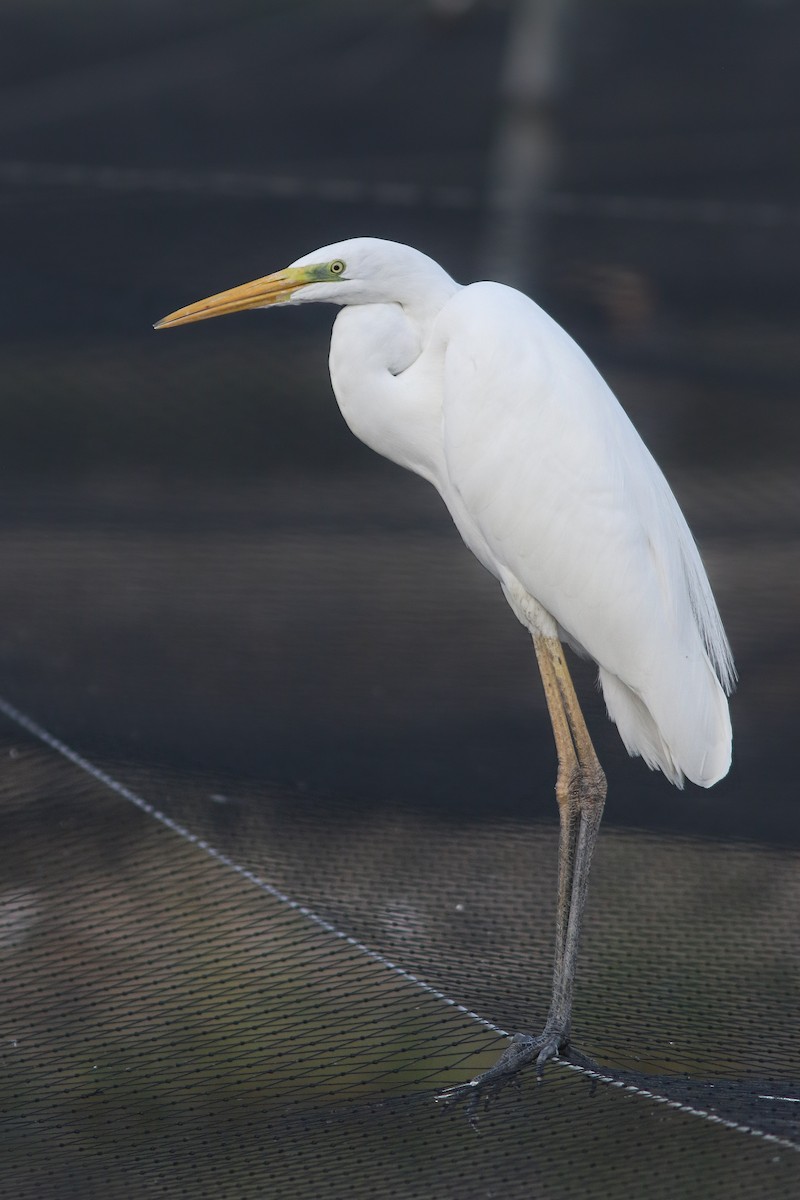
154, 238, 457, 330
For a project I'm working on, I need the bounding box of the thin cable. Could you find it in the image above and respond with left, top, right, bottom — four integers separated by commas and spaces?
0, 693, 505, 1038
0, 691, 798, 1153
1, 159, 797, 226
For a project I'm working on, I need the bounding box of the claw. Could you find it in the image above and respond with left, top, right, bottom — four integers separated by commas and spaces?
436, 1026, 596, 1118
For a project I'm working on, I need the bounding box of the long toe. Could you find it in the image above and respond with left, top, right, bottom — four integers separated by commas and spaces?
437, 1028, 573, 1113
535, 1030, 564, 1074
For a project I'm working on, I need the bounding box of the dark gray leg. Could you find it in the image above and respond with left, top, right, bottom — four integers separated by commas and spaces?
439, 635, 606, 1104
533, 632, 606, 1062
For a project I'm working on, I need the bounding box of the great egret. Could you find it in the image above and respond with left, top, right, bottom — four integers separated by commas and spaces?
155, 237, 734, 1093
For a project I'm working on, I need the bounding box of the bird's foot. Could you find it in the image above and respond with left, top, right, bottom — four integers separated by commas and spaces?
437, 1025, 596, 1120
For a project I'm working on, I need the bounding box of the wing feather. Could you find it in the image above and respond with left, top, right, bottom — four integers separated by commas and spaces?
436, 283, 733, 786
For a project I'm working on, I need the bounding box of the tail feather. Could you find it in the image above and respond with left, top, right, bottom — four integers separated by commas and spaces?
599, 656, 732, 789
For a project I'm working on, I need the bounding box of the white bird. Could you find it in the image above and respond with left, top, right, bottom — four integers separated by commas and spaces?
155, 237, 735, 1092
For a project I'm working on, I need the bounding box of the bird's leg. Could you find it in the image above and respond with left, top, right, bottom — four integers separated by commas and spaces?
439, 635, 605, 1108
531, 633, 583, 1018
531, 633, 606, 1066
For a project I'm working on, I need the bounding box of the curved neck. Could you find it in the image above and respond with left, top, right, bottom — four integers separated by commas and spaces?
328, 301, 449, 484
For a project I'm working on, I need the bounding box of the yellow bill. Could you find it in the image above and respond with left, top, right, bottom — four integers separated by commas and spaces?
153, 265, 312, 330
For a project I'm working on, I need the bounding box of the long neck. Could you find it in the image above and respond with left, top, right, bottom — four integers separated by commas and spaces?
328, 300, 452, 485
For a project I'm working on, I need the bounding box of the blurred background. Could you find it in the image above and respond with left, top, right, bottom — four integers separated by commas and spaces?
1, 2, 799, 1196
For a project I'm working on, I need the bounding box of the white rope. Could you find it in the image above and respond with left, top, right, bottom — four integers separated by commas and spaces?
0, 690, 798, 1151
0, 692, 505, 1037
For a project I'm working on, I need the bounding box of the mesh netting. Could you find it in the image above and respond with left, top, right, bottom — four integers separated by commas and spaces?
2, 1, 800, 1196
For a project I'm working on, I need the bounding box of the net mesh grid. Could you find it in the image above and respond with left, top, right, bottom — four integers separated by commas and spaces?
3, 2, 800, 1195
0, 370, 798, 1199
2, 723, 799, 1200
0, 372, 798, 1199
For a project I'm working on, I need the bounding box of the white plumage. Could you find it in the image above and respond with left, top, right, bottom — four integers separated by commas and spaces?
156, 235, 735, 1084
321, 239, 734, 788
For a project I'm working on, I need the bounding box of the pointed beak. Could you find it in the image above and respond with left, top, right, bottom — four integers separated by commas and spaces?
154, 265, 309, 330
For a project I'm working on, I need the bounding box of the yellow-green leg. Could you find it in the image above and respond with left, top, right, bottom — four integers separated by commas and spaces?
441, 634, 606, 1105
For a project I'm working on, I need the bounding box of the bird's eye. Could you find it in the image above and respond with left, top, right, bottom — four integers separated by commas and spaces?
329, 260, 346, 275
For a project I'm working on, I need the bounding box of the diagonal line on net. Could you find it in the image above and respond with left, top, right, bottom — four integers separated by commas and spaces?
1, 690, 798, 1152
